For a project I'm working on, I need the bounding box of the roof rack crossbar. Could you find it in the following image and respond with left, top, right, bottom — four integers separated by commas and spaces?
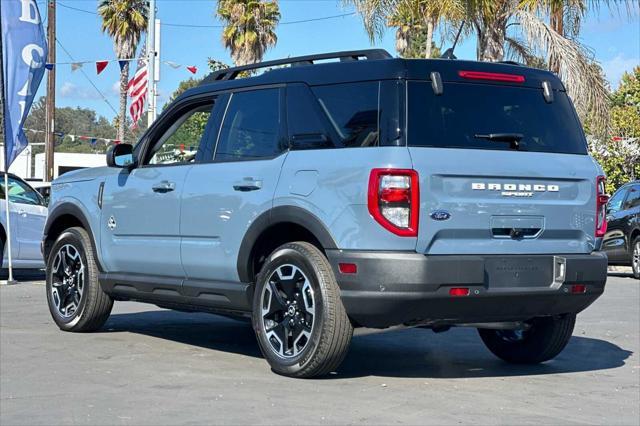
200, 49, 392, 85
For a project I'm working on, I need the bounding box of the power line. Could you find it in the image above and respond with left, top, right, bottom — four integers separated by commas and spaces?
55, 37, 119, 116
57, 2, 356, 28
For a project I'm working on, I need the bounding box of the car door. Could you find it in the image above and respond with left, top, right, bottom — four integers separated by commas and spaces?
100, 97, 217, 278
180, 87, 288, 285
3, 175, 47, 262
603, 185, 630, 262
619, 184, 640, 260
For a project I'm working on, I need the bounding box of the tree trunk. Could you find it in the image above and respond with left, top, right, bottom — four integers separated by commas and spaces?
425, 18, 434, 59
118, 61, 129, 142
549, 4, 564, 73
476, 20, 506, 62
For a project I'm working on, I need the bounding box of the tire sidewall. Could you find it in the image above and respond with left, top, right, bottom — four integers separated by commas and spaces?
46, 228, 92, 330
632, 237, 640, 279
252, 245, 328, 374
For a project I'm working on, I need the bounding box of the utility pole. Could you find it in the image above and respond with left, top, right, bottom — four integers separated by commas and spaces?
44, 0, 56, 182
146, 0, 156, 127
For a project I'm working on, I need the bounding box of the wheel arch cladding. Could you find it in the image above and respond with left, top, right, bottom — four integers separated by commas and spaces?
43, 204, 102, 270
237, 206, 338, 283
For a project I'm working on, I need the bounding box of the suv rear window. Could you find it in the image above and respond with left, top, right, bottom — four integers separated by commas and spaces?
407, 81, 587, 154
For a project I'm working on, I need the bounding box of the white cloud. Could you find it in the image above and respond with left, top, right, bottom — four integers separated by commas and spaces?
111, 81, 121, 96
59, 81, 103, 100
602, 54, 639, 89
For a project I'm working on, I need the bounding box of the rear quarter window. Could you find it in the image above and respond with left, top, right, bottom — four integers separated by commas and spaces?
407, 81, 588, 155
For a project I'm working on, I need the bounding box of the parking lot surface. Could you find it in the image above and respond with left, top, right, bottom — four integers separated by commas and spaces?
1, 273, 638, 425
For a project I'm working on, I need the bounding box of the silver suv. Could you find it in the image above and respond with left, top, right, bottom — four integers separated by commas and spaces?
42, 50, 608, 378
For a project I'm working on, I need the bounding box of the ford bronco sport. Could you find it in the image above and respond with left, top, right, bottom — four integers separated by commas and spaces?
43, 50, 609, 378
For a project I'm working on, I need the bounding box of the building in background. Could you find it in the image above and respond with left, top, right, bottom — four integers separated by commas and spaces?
34, 152, 106, 180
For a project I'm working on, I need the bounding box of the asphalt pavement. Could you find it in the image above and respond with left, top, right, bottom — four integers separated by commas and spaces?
0, 272, 638, 425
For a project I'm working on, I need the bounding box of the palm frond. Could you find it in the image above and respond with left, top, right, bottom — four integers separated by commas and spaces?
514, 9, 610, 132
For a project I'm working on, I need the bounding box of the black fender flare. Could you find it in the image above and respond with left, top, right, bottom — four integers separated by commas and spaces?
236, 206, 338, 283
44, 203, 104, 271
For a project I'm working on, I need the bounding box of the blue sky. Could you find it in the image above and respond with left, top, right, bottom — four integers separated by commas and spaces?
35, 0, 639, 121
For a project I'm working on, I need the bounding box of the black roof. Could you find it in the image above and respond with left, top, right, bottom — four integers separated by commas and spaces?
177, 49, 564, 102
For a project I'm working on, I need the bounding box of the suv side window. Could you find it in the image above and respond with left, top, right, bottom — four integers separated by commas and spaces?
0, 176, 44, 206
608, 187, 628, 213
623, 185, 640, 210
214, 88, 284, 162
311, 82, 380, 147
146, 101, 215, 165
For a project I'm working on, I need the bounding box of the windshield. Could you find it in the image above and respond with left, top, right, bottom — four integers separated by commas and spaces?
407, 81, 588, 154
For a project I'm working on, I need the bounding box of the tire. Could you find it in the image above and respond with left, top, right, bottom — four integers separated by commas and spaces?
632, 236, 640, 280
252, 242, 353, 378
478, 314, 576, 364
46, 227, 113, 332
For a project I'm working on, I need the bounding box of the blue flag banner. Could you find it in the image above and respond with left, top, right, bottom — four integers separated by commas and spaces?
1, 0, 48, 170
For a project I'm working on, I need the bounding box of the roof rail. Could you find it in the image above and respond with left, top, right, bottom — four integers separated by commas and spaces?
200, 49, 392, 85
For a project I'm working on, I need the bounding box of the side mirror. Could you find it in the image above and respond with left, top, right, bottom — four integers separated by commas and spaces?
106, 143, 135, 168
290, 133, 331, 150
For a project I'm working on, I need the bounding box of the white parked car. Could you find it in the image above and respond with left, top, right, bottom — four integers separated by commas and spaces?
1, 172, 48, 269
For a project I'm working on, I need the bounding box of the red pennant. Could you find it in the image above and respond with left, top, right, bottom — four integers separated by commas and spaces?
96, 60, 109, 75
187, 66, 197, 74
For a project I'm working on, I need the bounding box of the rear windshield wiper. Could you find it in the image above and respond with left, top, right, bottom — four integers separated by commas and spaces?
474, 133, 524, 150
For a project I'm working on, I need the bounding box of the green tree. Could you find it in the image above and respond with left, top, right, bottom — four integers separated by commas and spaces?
216, 0, 280, 66
98, 0, 148, 142
589, 67, 640, 193
23, 97, 124, 155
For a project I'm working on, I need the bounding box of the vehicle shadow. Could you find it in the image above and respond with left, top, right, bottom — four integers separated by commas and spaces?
102, 310, 633, 379
607, 272, 637, 280
0, 269, 45, 282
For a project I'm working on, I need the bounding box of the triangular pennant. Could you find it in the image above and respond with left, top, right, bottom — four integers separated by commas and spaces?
54, 132, 64, 138
119, 60, 128, 71
90, 138, 97, 146
186, 66, 197, 74
45, 63, 54, 70
164, 61, 181, 69
96, 60, 109, 75
68, 135, 75, 142
79, 136, 89, 141
71, 62, 83, 72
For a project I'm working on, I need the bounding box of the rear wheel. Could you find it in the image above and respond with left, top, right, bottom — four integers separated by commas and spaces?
478, 314, 576, 364
252, 242, 353, 378
632, 236, 639, 280
46, 227, 113, 332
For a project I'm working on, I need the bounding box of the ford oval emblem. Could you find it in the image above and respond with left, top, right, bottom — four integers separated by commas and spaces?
430, 210, 451, 221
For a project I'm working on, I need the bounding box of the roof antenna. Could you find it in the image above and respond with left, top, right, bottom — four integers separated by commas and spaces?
440, 21, 465, 60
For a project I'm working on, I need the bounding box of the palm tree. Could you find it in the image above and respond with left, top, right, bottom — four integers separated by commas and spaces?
347, 0, 463, 59
98, 0, 148, 142
349, 0, 625, 132
216, 0, 281, 66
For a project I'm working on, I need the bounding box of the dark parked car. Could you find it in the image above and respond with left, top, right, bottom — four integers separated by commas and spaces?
603, 180, 640, 279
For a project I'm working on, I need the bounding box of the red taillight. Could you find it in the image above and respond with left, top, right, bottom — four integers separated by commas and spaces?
338, 263, 357, 274
595, 175, 608, 238
449, 287, 470, 297
571, 284, 587, 294
368, 169, 419, 237
458, 70, 526, 83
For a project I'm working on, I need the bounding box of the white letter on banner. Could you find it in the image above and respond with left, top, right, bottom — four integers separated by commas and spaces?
19, 0, 40, 24
22, 43, 45, 68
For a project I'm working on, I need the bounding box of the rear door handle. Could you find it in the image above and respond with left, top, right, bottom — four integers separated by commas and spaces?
152, 181, 176, 193
233, 178, 262, 192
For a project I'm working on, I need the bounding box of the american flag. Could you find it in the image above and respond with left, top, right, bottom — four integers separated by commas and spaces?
128, 46, 148, 128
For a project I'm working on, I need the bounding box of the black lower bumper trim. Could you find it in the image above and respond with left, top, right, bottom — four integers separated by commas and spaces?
326, 251, 607, 328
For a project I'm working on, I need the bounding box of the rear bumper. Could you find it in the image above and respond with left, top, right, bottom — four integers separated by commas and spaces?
326, 250, 608, 328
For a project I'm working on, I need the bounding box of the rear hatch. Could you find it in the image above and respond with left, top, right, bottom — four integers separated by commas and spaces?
407, 70, 600, 255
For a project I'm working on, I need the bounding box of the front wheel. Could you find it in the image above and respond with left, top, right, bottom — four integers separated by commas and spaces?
252, 242, 353, 378
46, 227, 113, 332
478, 314, 576, 364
